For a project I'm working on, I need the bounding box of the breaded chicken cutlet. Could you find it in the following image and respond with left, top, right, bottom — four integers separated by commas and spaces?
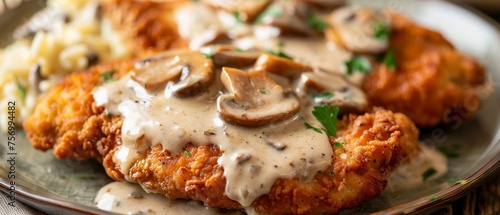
23, 49, 420, 214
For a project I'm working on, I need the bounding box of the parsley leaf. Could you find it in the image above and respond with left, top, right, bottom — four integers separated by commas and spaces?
422, 167, 437, 181
260, 89, 270, 94
255, 6, 283, 24
201, 48, 215, 58
312, 105, 339, 137
345, 56, 372, 75
334, 142, 345, 148
304, 122, 322, 134
233, 10, 245, 23
429, 195, 440, 201
14, 76, 26, 101
329, 170, 335, 176
266, 49, 293, 60
448, 178, 467, 185
378, 49, 397, 71
373, 21, 389, 41
307, 14, 329, 31
101, 69, 117, 82
313, 92, 334, 100
184, 151, 190, 157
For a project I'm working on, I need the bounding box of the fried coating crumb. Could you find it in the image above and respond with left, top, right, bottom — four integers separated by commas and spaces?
23, 56, 419, 214
362, 13, 486, 127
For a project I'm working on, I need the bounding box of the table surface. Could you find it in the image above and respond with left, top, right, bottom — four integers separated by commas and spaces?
1, 1, 500, 215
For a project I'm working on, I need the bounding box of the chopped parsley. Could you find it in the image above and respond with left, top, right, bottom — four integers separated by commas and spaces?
373, 21, 390, 41
313, 92, 334, 100
74, 174, 95, 180
345, 56, 372, 75
312, 104, 339, 137
429, 195, 440, 201
255, 6, 283, 24
189, 76, 197, 83
266, 49, 293, 60
438, 147, 459, 158
184, 151, 190, 157
101, 69, 117, 82
422, 167, 437, 181
334, 142, 345, 148
329, 170, 335, 176
14, 76, 26, 101
448, 178, 467, 185
304, 122, 322, 134
105, 109, 111, 118
201, 48, 215, 58
260, 89, 270, 94
378, 49, 397, 71
233, 10, 245, 23
307, 14, 329, 31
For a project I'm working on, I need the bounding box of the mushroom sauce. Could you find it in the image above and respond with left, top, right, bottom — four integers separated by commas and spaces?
92, 0, 447, 213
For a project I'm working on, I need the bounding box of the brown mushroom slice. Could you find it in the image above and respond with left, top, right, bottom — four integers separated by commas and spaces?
325, 6, 390, 54
298, 70, 367, 114
202, 0, 272, 22
175, 2, 228, 49
255, 1, 315, 36
217, 68, 300, 127
209, 45, 261, 68
132, 49, 214, 97
254, 53, 312, 79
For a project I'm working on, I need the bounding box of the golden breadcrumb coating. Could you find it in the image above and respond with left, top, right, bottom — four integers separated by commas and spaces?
362, 13, 486, 127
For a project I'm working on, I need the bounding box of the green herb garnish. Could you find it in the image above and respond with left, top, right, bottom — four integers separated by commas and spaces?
105, 109, 111, 118
378, 49, 397, 71
312, 104, 339, 137
345, 56, 372, 75
14, 76, 26, 101
448, 178, 467, 185
329, 170, 335, 176
313, 92, 334, 100
307, 14, 329, 30
334, 142, 345, 148
255, 6, 283, 24
184, 151, 190, 157
438, 147, 459, 158
233, 10, 245, 23
201, 48, 215, 58
422, 167, 437, 181
266, 49, 293, 60
260, 89, 270, 94
101, 69, 116, 82
429, 195, 440, 201
373, 21, 390, 41
74, 174, 95, 180
304, 122, 322, 134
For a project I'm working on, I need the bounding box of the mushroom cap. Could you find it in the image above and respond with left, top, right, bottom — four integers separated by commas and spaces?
326, 6, 390, 54
210, 45, 261, 68
217, 67, 300, 127
132, 49, 214, 97
254, 53, 312, 79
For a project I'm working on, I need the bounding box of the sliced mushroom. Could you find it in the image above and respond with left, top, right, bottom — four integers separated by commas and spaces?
175, 2, 229, 49
217, 68, 300, 127
132, 49, 214, 97
297, 70, 367, 114
325, 6, 390, 54
255, 1, 315, 36
202, 0, 272, 22
209, 45, 261, 68
13, 8, 70, 40
254, 53, 312, 79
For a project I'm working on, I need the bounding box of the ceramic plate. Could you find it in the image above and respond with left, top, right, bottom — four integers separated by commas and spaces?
1, 0, 499, 214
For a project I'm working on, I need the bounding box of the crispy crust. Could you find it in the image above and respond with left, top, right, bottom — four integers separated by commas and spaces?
362, 13, 486, 127
23, 58, 419, 214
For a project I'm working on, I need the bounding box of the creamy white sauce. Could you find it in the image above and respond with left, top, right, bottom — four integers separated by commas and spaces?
95, 182, 244, 215
176, 2, 224, 49
388, 144, 448, 190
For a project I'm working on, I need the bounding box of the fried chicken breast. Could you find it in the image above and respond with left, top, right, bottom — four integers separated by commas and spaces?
362, 13, 486, 127
23, 55, 420, 214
